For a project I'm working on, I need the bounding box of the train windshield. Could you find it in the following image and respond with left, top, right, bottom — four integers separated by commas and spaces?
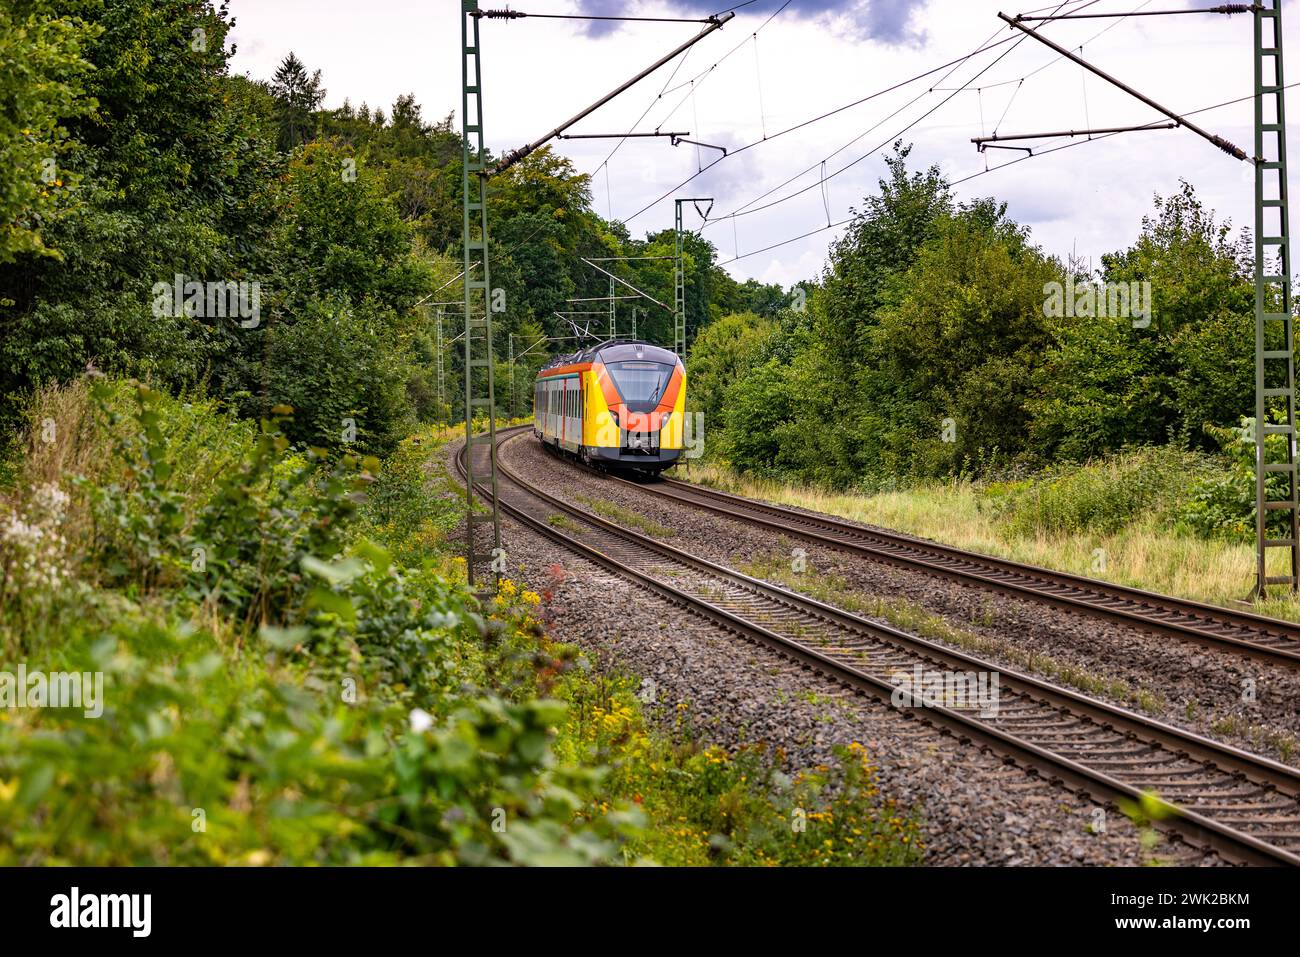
606, 361, 674, 404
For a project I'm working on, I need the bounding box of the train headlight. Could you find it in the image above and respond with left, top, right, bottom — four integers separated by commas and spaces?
659, 411, 672, 429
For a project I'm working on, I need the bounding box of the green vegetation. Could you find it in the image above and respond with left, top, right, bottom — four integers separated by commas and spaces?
695, 457, 1300, 622
0, 2, 789, 443
6, 0, 1277, 867
555, 674, 923, 866
685, 144, 1287, 602
0, 0, 927, 869
0, 380, 919, 865
575, 494, 675, 538
691, 149, 1259, 487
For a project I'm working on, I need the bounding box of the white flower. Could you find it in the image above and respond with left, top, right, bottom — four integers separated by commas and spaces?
32, 483, 70, 520
408, 708, 433, 734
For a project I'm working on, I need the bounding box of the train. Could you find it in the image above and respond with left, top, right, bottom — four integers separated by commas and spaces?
534, 339, 686, 473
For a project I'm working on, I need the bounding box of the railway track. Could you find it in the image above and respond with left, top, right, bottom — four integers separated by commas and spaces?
581, 458, 1300, 669
460, 428, 1300, 866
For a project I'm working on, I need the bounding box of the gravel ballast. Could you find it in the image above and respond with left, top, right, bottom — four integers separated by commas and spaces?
501, 434, 1300, 767
447, 436, 1223, 866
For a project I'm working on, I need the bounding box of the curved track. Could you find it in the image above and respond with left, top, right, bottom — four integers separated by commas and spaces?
579, 460, 1300, 669
461, 428, 1300, 866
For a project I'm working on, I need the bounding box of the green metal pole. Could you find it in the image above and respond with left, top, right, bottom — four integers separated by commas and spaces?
462, 0, 502, 589
1254, 0, 1298, 597
674, 199, 685, 355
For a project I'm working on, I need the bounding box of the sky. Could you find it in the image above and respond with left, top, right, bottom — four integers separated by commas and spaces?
226, 0, 1295, 288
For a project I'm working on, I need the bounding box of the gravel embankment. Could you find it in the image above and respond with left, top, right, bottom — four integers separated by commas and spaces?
446, 437, 1222, 866
500, 434, 1300, 767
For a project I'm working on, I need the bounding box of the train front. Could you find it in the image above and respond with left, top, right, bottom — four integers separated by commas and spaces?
586, 341, 686, 472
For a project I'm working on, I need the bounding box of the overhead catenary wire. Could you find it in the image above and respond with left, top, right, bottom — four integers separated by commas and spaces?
620, 0, 1110, 226
700, 0, 1120, 230
954, 81, 1300, 184
476, 10, 724, 23
998, 11, 1247, 159
692, 3, 1070, 229
585, 0, 789, 210
703, 0, 1215, 265
467, 0, 1094, 287
621, 32, 1022, 224
714, 82, 1294, 266
489, 12, 735, 175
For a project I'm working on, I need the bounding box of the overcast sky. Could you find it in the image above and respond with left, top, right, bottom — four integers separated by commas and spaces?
227, 0, 1295, 288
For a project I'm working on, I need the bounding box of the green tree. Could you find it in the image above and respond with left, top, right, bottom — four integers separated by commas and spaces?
1029, 181, 1255, 460
687, 312, 775, 426
0, 0, 272, 424
270, 52, 325, 150
0, 1, 96, 262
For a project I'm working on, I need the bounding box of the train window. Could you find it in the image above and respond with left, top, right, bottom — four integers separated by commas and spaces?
606, 361, 674, 404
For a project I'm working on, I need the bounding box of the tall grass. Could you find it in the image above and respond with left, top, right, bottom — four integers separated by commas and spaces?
684, 451, 1300, 623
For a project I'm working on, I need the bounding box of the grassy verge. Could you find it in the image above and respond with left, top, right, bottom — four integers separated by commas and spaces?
686, 451, 1300, 624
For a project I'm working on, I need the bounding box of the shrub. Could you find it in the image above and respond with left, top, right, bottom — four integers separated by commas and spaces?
989, 445, 1212, 537
1181, 418, 1291, 542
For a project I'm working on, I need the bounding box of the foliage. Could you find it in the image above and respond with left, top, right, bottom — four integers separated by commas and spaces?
1181, 418, 1293, 542
554, 668, 924, 866
687, 312, 776, 428
1029, 181, 1255, 462
986, 446, 1212, 538
2, 378, 920, 866
0, 1, 96, 262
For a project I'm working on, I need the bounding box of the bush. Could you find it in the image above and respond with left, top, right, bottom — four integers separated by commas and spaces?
989, 445, 1212, 537
0, 377, 641, 865
555, 668, 924, 867
1181, 418, 1291, 542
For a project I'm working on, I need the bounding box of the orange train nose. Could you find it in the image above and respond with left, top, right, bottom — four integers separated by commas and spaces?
618, 408, 671, 433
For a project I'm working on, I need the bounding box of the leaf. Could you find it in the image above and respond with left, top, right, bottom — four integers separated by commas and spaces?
17, 764, 55, 810
301, 554, 366, 585
259, 625, 310, 650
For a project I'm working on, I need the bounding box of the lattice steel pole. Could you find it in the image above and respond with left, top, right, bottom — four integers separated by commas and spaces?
1254, 0, 1298, 597
674, 199, 686, 355
461, 0, 502, 589
434, 304, 445, 426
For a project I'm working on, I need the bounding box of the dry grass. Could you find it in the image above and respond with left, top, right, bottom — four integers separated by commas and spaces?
6, 380, 105, 560
688, 462, 1300, 624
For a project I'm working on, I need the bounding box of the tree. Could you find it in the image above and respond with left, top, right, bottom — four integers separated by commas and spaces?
0, 1, 96, 262
270, 52, 325, 150
1029, 181, 1255, 460
687, 312, 775, 426
815, 141, 952, 371
865, 201, 1058, 475
0, 0, 270, 427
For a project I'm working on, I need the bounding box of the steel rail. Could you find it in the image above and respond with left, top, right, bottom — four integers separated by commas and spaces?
574, 463, 1300, 669
458, 428, 1300, 866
